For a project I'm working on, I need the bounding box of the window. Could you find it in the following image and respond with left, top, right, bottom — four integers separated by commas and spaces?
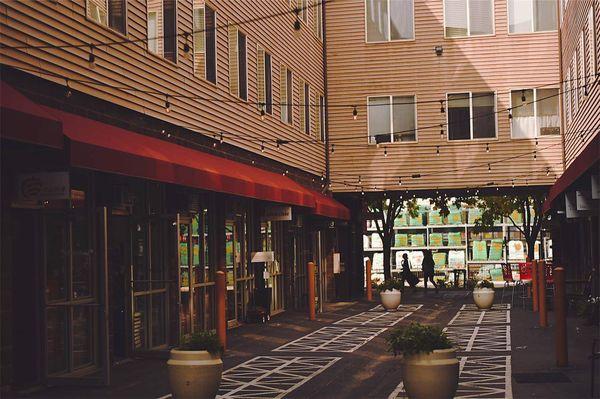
303, 82, 310, 135
315, 0, 323, 39
147, 0, 177, 62
447, 92, 496, 140
587, 6, 597, 79
280, 66, 293, 124
87, 0, 126, 33
228, 26, 247, 100
444, 0, 493, 38
564, 70, 571, 126
257, 47, 272, 115
193, 5, 216, 83
511, 89, 560, 138
318, 94, 326, 141
580, 31, 587, 100
366, 0, 414, 42
508, 0, 557, 34
367, 95, 416, 144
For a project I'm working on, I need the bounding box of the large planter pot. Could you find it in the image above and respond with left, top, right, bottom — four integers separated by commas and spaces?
402, 348, 459, 399
473, 288, 495, 310
380, 289, 401, 310
167, 349, 223, 399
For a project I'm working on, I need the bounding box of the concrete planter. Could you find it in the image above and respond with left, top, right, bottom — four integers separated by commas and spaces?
402, 348, 459, 399
473, 288, 495, 310
380, 289, 402, 310
167, 349, 223, 399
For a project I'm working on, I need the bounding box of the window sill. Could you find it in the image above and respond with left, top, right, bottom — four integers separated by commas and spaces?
446, 137, 499, 142
365, 38, 416, 44
146, 48, 179, 69
507, 30, 558, 37
85, 15, 128, 40
444, 33, 496, 40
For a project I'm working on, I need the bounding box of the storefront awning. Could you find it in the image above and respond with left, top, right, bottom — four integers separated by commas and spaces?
45, 107, 315, 208
0, 82, 63, 149
310, 189, 351, 220
543, 133, 599, 213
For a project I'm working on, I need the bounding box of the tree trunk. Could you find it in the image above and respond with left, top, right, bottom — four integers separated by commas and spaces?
383, 236, 392, 281
527, 236, 536, 262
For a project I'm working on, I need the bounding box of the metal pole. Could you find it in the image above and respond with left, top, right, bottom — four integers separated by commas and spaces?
538, 260, 548, 327
216, 270, 227, 350
554, 267, 568, 366
307, 262, 316, 320
366, 259, 373, 301
531, 260, 539, 312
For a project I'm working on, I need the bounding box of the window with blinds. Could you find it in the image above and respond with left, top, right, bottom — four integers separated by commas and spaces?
229, 25, 239, 97
367, 95, 417, 144
508, 0, 557, 34
147, 0, 176, 62
280, 66, 293, 124
87, 0, 126, 34
366, 0, 414, 42
257, 47, 273, 115
315, 0, 323, 39
193, 4, 217, 83
444, 0, 493, 38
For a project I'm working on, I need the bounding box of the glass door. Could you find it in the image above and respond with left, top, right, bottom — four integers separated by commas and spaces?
130, 218, 168, 351
191, 210, 215, 332
262, 222, 284, 314
44, 190, 108, 384
225, 215, 253, 326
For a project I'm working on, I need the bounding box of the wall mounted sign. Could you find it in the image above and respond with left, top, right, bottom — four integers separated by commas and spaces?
17, 172, 69, 202
262, 205, 292, 221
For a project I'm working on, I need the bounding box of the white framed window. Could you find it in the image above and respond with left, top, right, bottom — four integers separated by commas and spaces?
315, 0, 323, 40
444, 0, 494, 38
87, 0, 127, 34
193, 5, 217, 84
508, 0, 557, 34
510, 88, 560, 138
447, 92, 496, 140
587, 6, 597, 78
563, 70, 571, 126
280, 66, 293, 124
147, 11, 158, 54
367, 95, 417, 144
365, 0, 414, 42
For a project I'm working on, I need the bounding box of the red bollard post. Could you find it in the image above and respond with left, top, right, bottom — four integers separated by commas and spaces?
531, 260, 539, 312
366, 259, 373, 301
216, 270, 227, 350
554, 267, 568, 366
538, 260, 548, 327
307, 262, 316, 320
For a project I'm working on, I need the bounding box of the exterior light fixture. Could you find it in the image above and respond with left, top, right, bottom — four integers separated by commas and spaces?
434, 45, 443, 56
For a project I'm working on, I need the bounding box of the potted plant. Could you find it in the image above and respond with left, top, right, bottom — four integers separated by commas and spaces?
472, 279, 495, 310
387, 323, 459, 399
167, 331, 224, 399
377, 279, 403, 310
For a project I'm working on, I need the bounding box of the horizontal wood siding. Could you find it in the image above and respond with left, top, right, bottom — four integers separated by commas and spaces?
326, 0, 564, 192
0, 0, 326, 176
560, 0, 600, 169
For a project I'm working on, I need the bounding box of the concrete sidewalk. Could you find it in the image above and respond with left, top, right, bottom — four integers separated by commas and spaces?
7, 289, 597, 398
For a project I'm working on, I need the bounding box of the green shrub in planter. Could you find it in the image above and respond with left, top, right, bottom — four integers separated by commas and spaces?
179, 331, 223, 356
377, 279, 403, 293
475, 279, 494, 290
387, 323, 452, 356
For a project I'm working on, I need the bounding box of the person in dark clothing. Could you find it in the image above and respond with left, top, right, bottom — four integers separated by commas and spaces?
400, 253, 418, 291
422, 250, 438, 293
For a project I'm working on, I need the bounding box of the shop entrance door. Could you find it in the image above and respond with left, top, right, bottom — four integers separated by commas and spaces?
261, 221, 284, 314
44, 206, 110, 385
225, 216, 252, 326
130, 218, 168, 351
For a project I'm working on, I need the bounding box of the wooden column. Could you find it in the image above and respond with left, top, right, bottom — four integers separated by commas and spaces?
307, 262, 316, 320
531, 261, 539, 312
366, 259, 373, 301
538, 260, 548, 327
216, 270, 227, 350
554, 267, 568, 366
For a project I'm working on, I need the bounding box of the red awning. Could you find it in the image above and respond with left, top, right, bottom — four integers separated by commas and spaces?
0, 82, 63, 148
543, 133, 599, 213
43, 107, 315, 208
310, 189, 350, 220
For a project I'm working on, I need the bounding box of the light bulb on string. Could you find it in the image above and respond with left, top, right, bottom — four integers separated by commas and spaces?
508, 110, 513, 120
331, 143, 335, 153
219, 132, 224, 144
486, 143, 489, 153
384, 147, 387, 157
521, 90, 526, 102
511, 179, 515, 188
436, 146, 440, 156
584, 85, 589, 97
164, 94, 171, 113
533, 150, 537, 160
535, 137, 538, 146
183, 33, 191, 55
488, 163, 492, 173
398, 177, 402, 186
260, 103, 266, 120
440, 125, 444, 137
261, 141, 265, 152
352, 106, 358, 120
358, 175, 362, 184
65, 78, 72, 98
546, 168, 550, 176
440, 100, 445, 113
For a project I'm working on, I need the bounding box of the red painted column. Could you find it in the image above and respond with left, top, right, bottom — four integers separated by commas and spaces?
216, 270, 227, 350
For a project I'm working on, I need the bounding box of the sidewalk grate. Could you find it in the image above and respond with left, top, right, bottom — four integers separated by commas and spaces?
513, 372, 572, 384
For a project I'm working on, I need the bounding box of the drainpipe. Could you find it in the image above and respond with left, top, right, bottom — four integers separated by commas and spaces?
322, 0, 330, 191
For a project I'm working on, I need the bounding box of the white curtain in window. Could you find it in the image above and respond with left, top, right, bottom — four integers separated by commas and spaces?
509, 0, 533, 33
534, 0, 557, 31
445, 0, 468, 37
366, 0, 389, 42
469, 0, 493, 35
511, 90, 535, 138
368, 97, 391, 142
390, 0, 413, 40
537, 88, 559, 135
392, 96, 416, 141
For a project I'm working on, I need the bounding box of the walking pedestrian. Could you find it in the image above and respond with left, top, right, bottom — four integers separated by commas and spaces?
400, 253, 419, 291
422, 250, 438, 293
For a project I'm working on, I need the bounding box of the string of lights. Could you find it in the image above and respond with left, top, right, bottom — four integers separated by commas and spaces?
0, 0, 331, 51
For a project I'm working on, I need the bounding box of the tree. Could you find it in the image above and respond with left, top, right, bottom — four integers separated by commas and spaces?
367, 195, 418, 281
456, 193, 548, 261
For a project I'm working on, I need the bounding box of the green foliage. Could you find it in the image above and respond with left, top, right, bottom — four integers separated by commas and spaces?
475, 279, 495, 290
179, 331, 223, 356
387, 323, 453, 356
377, 279, 403, 292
